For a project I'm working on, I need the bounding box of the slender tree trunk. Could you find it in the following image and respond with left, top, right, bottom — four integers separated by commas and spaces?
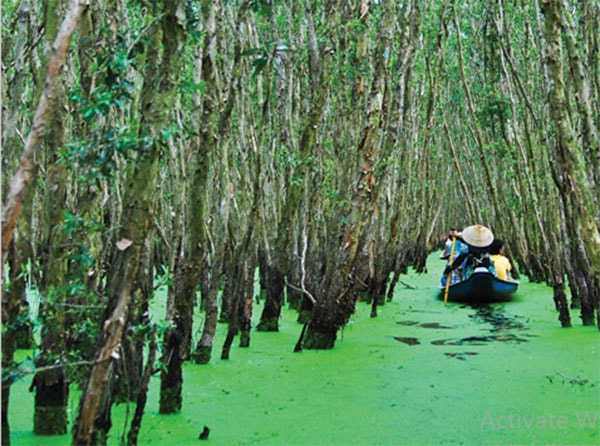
159, 279, 185, 413
126, 326, 157, 446
191, 252, 221, 364
222, 141, 261, 357
559, 1, 599, 188
1, 240, 32, 445
2, 1, 40, 439
33, 162, 70, 436
541, 0, 600, 327
258, 1, 331, 332
73, 2, 187, 442
239, 255, 257, 348
551, 260, 572, 327
221, 233, 250, 360
1, 0, 85, 440
114, 240, 152, 404
160, 0, 248, 409
302, 0, 401, 349
32, 0, 72, 428
1, 0, 85, 263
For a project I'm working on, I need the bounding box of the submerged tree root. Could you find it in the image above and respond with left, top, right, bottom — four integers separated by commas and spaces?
545, 371, 591, 386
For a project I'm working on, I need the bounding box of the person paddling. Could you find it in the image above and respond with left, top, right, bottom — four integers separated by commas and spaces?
443, 224, 494, 280
440, 228, 468, 286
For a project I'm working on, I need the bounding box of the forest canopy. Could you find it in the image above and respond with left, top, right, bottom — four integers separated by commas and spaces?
1, 0, 598, 444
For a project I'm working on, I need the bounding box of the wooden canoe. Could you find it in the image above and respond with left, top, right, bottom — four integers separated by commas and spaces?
439, 269, 519, 303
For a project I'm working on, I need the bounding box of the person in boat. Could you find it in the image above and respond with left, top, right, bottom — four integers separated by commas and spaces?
489, 238, 512, 281
440, 228, 468, 286
443, 224, 495, 281
440, 228, 460, 259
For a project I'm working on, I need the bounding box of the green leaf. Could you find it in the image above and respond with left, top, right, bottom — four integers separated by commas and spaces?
242, 47, 265, 57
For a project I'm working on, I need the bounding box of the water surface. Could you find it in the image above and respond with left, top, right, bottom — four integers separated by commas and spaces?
8, 253, 599, 445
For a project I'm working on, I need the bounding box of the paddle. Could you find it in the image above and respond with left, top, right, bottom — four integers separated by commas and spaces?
443, 235, 457, 304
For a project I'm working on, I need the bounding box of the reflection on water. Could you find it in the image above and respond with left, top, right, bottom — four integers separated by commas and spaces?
467, 304, 529, 332
395, 304, 535, 348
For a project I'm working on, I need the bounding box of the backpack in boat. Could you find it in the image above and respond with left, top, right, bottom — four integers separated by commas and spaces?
464, 251, 494, 278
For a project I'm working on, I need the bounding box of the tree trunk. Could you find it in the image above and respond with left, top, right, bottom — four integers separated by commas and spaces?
552, 270, 572, 328
191, 253, 221, 364
73, 1, 187, 442
258, 1, 332, 332
239, 255, 257, 348
159, 304, 184, 413
115, 240, 152, 404
30, 364, 69, 435
221, 247, 244, 360
221, 176, 260, 357
559, 1, 599, 191
541, 0, 600, 327
2, 241, 32, 445
2, 1, 76, 440
1, 0, 85, 263
302, 0, 412, 349
29, 0, 78, 435
162, 1, 248, 402
127, 326, 157, 445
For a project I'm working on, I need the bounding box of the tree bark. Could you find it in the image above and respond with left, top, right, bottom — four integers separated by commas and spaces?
541, 0, 600, 327
302, 0, 402, 348
1, 0, 85, 442
32, 0, 74, 430
126, 326, 157, 446
73, 1, 188, 442
1, 0, 85, 265
258, 1, 331, 332
191, 253, 221, 364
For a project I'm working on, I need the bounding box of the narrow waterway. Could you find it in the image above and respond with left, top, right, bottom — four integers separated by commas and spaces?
8, 252, 599, 445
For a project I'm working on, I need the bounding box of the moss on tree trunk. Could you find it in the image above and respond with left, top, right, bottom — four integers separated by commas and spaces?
302, 328, 336, 350
32, 368, 69, 435
257, 267, 284, 332
192, 346, 212, 365
34, 406, 68, 435
159, 328, 184, 414
159, 384, 182, 415
553, 281, 572, 328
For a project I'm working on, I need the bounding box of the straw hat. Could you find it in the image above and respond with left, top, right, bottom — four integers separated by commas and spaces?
461, 224, 494, 248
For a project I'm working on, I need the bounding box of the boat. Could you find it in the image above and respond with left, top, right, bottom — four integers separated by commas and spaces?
438, 268, 519, 303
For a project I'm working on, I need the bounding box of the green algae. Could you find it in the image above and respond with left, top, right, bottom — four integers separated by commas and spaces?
7, 253, 599, 445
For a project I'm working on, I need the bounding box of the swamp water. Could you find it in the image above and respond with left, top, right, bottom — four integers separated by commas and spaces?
8, 253, 600, 445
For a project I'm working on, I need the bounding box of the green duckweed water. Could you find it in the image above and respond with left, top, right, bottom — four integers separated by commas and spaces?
8, 253, 600, 445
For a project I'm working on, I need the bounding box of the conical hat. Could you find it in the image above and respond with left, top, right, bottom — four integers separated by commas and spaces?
461, 224, 494, 248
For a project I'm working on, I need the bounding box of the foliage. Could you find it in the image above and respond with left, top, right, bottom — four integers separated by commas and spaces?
1, 0, 598, 442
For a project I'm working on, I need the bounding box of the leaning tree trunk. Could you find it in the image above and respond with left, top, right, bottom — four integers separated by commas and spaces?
221, 90, 263, 358
541, 0, 600, 327
33, 133, 70, 435
191, 252, 221, 364
2, 1, 37, 436
1, 0, 84, 263
73, 2, 187, 443
258, 1, 331, 332
302, 0, 398, 349
31, 0, 75, 430
160, 0, 249, 410
1, 0, 85, 442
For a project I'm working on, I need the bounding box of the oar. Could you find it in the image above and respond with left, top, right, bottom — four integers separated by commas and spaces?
443, 235, 457, 304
